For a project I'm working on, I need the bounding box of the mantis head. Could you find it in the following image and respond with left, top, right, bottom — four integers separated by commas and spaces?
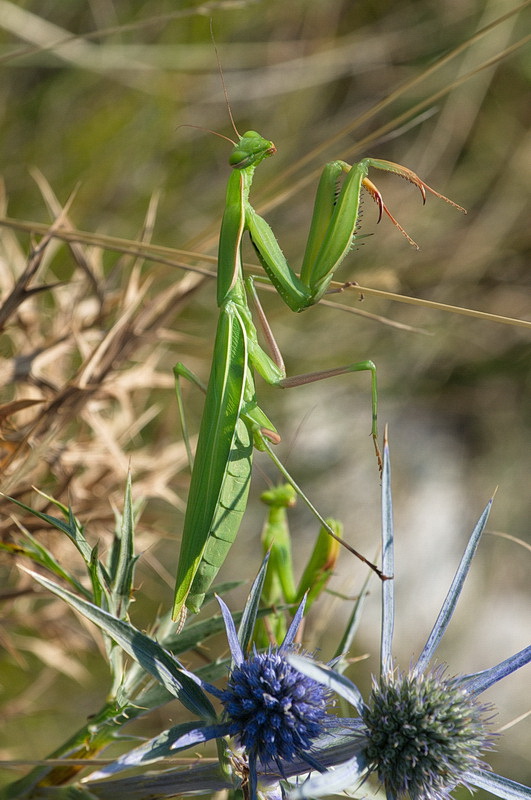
229, 130, 276, 170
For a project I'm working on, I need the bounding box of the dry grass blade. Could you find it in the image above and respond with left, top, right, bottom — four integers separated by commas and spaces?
265, 0, 531, 186
0, 191, 77, 331
0, 188, 202, 515
328, 284, 531, 330
0, 217, 528, 331
30, 168, 103, 301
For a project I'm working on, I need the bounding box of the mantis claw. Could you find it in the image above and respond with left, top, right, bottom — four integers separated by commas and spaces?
371, 433, 383, 477
329, 280, 364, 301
362, 176, 420, 249
362, 177, 384, 223
372, 158, 466, 212
361, 159, 466, 250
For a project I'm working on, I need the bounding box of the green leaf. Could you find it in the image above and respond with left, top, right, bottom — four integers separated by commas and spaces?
2, 493, 111, 600
0, 530, 89, 599
23, 568, 216, 721
108, 474, 138, 616
85, 720, 209, 781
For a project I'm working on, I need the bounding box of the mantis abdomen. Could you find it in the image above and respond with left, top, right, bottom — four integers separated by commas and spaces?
187, 416, 252, 614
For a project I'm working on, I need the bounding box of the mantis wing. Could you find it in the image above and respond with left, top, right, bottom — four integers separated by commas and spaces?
186, 414, 252, 614
172, 304, 251, 624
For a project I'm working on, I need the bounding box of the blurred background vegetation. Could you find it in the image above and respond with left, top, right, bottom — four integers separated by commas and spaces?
0, 0, 529, 795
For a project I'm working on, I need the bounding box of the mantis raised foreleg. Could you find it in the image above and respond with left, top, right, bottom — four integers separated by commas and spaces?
172, 130, 463, 626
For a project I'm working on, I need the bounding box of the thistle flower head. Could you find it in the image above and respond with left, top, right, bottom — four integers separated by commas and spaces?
220, 647, 331, 766
362, 666, 494, 800
81, 559, 338, 800
158, 571, 338, 798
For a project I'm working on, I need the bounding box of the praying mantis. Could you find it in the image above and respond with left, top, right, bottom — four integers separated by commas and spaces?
172, 126, 464, 627
255, 483, 342, 648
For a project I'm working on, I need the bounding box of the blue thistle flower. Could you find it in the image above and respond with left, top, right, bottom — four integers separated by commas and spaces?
199, 592, 336, 796
220, 647, 331, 766
82, 556, 346, 800
287, 441, 531, 800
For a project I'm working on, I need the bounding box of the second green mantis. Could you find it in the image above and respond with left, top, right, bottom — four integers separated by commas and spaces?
172, 129, 463, 626
255, 483, 342, 648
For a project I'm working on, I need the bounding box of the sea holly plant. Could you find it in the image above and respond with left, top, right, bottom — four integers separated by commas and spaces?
286, 441, 531, 800
7, 443, 530, 800
2, 468, 352, 800
0, 480, 252, 800
21, 553, 360, 800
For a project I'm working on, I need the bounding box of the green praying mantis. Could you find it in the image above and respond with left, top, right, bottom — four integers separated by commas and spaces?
172, 125, 464, 627
255, 483, 342, 648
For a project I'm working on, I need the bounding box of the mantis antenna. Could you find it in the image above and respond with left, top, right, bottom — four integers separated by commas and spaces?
176, 123, 236, 146
210, 18, 241, 140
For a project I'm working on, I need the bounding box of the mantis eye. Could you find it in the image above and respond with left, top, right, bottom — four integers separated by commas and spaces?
229, 148, 251, 169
